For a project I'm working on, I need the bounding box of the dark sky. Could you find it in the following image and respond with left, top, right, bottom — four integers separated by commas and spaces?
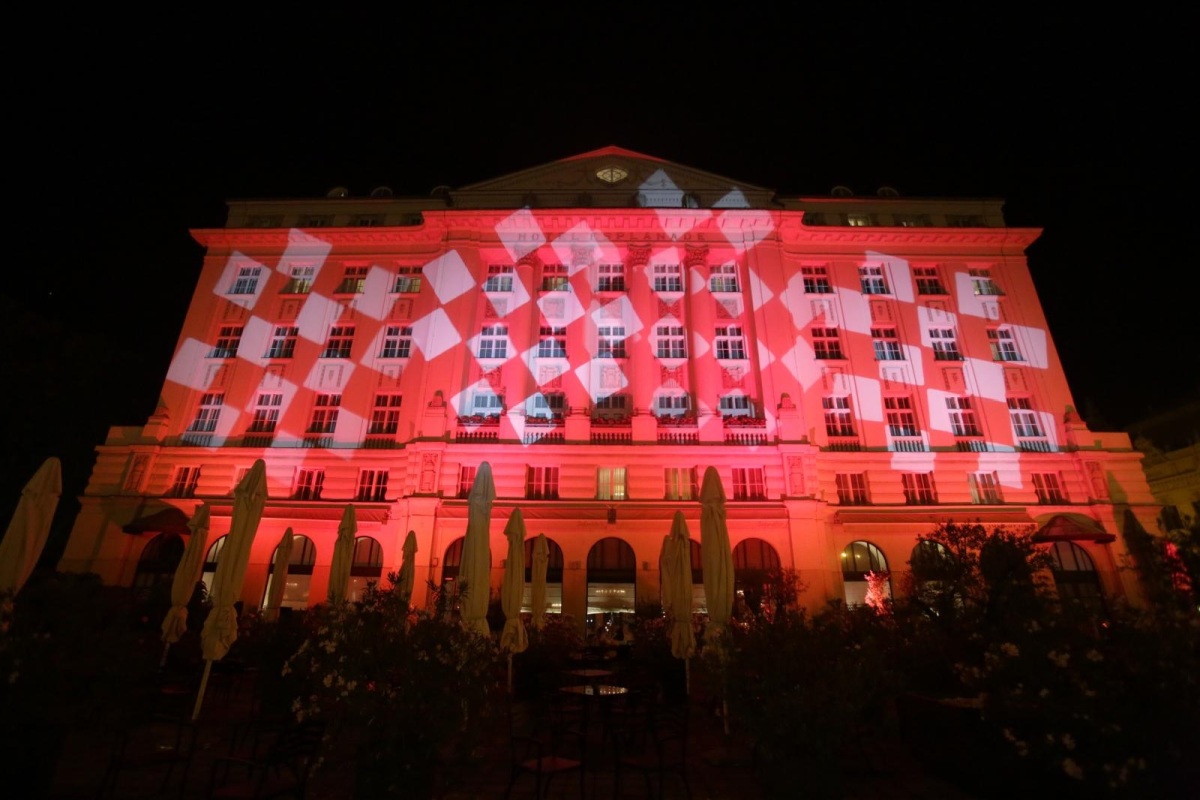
4, 9, 1196, 557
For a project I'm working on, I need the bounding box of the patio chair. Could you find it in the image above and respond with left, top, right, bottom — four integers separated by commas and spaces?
615, 703, 691, 800
205, 719, 325, 799
505, 698, 586, 799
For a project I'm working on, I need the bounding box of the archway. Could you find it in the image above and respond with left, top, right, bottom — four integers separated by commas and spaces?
200, 535, 227, 595
348, 536, 384, 602
262, 535, 317, 609
732, 537, 781, 613
1048, 541, 1104, 610
441, 536, 492, 590
586, 537, 636, 634
522, 536, 564, 615
132, 533, 184, 593
841, 540, 891, 606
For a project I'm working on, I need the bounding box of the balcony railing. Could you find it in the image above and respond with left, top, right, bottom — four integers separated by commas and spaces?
591, 430, 632, 444
241, 433, 275, 448
1018, 438, 1055, 453
456, 430, 498, 442
363, 436, 398, 449
522, 431, 564, 445
956, 438, 990, 452
889, 437, 927, 453
725, 432, 769, 446
303, 435, 333, 448
181, 432, 214, 447
658, 431, 699, 445
826, 437, 862, 451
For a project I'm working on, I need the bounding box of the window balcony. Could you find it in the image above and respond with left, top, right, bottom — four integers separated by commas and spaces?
522, 431, 564, 445
241, 433, 275, 448
303, 435, 333, 448
591, 430, 632, 444
363, 435, 398, 450
181, 432, 214, 447
956, 438, 990, 452
456, 430, 499, 442
1018, 438, 1055, 453
826, 437, 863, 452
658, 431, 699, 445
889, 437, 927, 453
725, 431, 769, 446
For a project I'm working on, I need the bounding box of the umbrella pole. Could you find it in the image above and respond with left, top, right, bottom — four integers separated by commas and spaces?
685, 658, 690, 696
192, 660, 213, 721
507, 653, 513, 694
160, 641, 171, 669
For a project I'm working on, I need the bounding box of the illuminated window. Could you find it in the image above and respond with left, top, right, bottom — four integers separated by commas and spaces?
307, 394, 341, 435
929, 328, 962, 361
348, 536, 385, 602
380, 325, 413, 358
208, 326, 243, 359
293, 469, 325, 501
188, 393, 224, 432
282, 265, 315, 294
166, 466, 201, 498
655, 393, 690, 417
532, 393, 565, 416
715, 325, 747, 360
847, 213, 874, 227
473, 392, 504, 413
368, 393, 402, 434
336, 266, 369, 294
1033, 473, 1066, 504
710, 263, 740, 293
970, 268, 1004, 296
248, 393, 282, 433
484, 264, 514, 293
841, 542, 891, 604
1007, 397, 1045, 438
871, 327, 903, 361
540, 263, 568, 292
477, 326, 508, 360
988, 328, 1023, 362
732, 468, 766, 500
664, 467, 698, 500
537, 326, 567, 359
835, 473, 869, 505
896, 214, 931, 228
802, 266, 833, 294
653, 263, 683, 293
902, 473, 937, 504
656, 325, 687, 359
969, 472, 1002, 504
597, 467, 627, 500
719, 394, 752, 417
597, 326, 627, 358
322, 326, 355, 358
266, 326, 299, 359
458, 466, 476, 498
356, 470, 389, 502
913, 266, 947, 295
525, 466, 559, 500
229, 266, 262, 295
823, 396, 856, 436
392, 266, 422, 294
812, 327, 844, 360
885, 396, 919, 437
946, 396, 982, 437
597, 263, 625, 292
859, 266, 889, 295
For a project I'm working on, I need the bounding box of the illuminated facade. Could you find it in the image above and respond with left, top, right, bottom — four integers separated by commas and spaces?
60, 147, 1161, 620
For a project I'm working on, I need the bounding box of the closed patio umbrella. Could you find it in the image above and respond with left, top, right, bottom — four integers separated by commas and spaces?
500, 509, 529, 691
459, 462, 494, 637
530, 533, 549, 630
327, 505, 357, 604
660, 510, 696, 692
0, 457, 62, 594
397, 530, 418, 608
160, 504, 211, 663
263, 527, 295, 622
700, 466, 734, 732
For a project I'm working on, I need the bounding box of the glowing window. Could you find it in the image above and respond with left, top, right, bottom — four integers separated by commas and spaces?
596, 166, 628, 183
836, 473, 869, 505
655, 325, 687, 359
715, 325, 747, 360
812, 327, 845, 360
336, 266, 369, 294
929, 328, 962, 361
537, 326, 567, 359
525, 466, 559, 500
322, 326, 355, 359
248, 393, 282, 433
597, 326, 627, 358
970, 268, 1004, 296
847, 213, 874, 227
597, 467, 627, 501
266, 326, 299, 359
653, 263, 683, 293
871, 327, 903, 361
823, 396, 856, 437
597, 263, 625, 292
897, 214, 931, 228
540, 263, 568, 292
380, 326, 413, 358
969, 472, 1002, 504
946, 396, 982, 437
208, 326, 243, 359
902, 473, 937, 505
988, 328, 1023, 362
264, 535, 317, 609
732, 468, 766, 500
307, 394, 341, 434
457, 466, 476, 499
484, 264, 514, 293
356, 470, 389, 502
282, 265, 315, 294
719, 394, 752, 417
884, 396, 919, 437
913, 267, 947, 295
802, 266, 833, 294
1008, 397, 1045, 438
1033, 473, 1066, 504
859, 266, 889, 295
166, 466, 201, 498
188, 393, 223, 433
664, 467, 698, 500
293, 469, 325, 501
368, 393, 402, 435
710, 263, 740, 293
229, 266, 262, 295
392, 266, 422, 294
477, 326, 508, 360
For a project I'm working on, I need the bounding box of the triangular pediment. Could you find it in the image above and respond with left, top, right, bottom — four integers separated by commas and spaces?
452, 146, 777, 210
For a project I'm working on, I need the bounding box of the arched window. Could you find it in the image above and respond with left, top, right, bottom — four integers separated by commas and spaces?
522, 537, 564, 615
1049, 541, 1104, 609
441, 537, 492, 589
201, 535, 227, 594
587, 538, 636, 622
348, 536, 384, 602
910, 540, 953, 578
909, 539, 958, 612
841, 540, 891, 606
262, 535, 317, 609
733, 538, 782, 612
133, 533, 184, 592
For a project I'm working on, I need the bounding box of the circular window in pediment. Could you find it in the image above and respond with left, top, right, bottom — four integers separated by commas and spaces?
596, 166, 629, 184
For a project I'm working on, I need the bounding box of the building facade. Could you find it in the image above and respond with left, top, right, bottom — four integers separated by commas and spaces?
59, 147, 1160, 622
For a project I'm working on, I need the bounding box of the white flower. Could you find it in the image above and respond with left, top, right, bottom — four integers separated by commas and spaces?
323, 674, 334, 688
346, 681, 357, 691
1047, 650, 1070, 668
1062, 734, 1076, 751
1039, 688, 1050, 698
1062, 758, 1084, 780
1002, 728, 1016, 743
1085, 649, 1103, 662
1000, 642, 1020, 658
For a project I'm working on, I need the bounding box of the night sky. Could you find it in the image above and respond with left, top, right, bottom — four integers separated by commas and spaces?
5, 10, 1195, 559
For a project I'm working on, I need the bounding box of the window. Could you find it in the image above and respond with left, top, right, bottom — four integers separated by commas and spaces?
913, 266, 947, 295
1048, 542, 1103, 609
473, 392, 504, 413
336, 266, 368, 294
458, 466, 476, 499
653, 262, 683, 292
167, 466, 201, 498
946, 214, 985, 227
656, 325, 687, 359
595, 394, 629, 415
597, 326, 626, 358
847, 213, 874, 227
322, 325, 355, 358
484, 264, 514, 292
477, 325, 508, 359
351, 470, 387, 502
970, 268, 1004, 296
732, 467, 766, 500
208, 326, 243, 359
929, 328, 962, 361
229, 266, 262, 295
352, 214, 384, 227
307, 394, 341, 433
802, 266, 833, 294
348, 536, 385, 602
368, 393, 402, 434
902, 473, 937, 504
823, 396, 856, 437
710, 263, 740, 293
1033, 473, 1066, 504
655, 393, 690, 417
835, 473, 869, 505
812, 327, 845, 360
537, 326, 567, 359
266, 326, 299, 359
526, 466, 560, 499
380, 325, 413, 358
885, 396, 919, 437
896, 214, 931, 228
189, 393, 223, 432
1007, 397, 1044, 437
664, 467, 698, 500
282, 265, 315, 294
246, 215, 282, 228
532, 393, 566, 416
597, 467, 627, 500
871, 327, 904, 361
946, 396, 982, 437
293, 469, 325, 500
248, 393, 282, 433
969, 472, 1002, 504
298, 214, 332, 228
715, 325, 747, 360
859, 265, 889, 295
392, 266, 422, 294
596, 263, 625, 292
988, 328, 1022, 362
719, 394, 752, 417
540, 263, 568, 292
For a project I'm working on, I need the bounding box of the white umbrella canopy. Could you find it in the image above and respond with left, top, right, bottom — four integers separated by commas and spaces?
458, 462, 495, 637
396, 530, 418, 607
660, 510, 697, 660
161, 504, 211, 644
530, 534, 549, 630
500, 509, 528, 654
0, 457, 62, 594
264, 527, 295, 621
327, 505, 357, 604
700, 467, 734, 656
